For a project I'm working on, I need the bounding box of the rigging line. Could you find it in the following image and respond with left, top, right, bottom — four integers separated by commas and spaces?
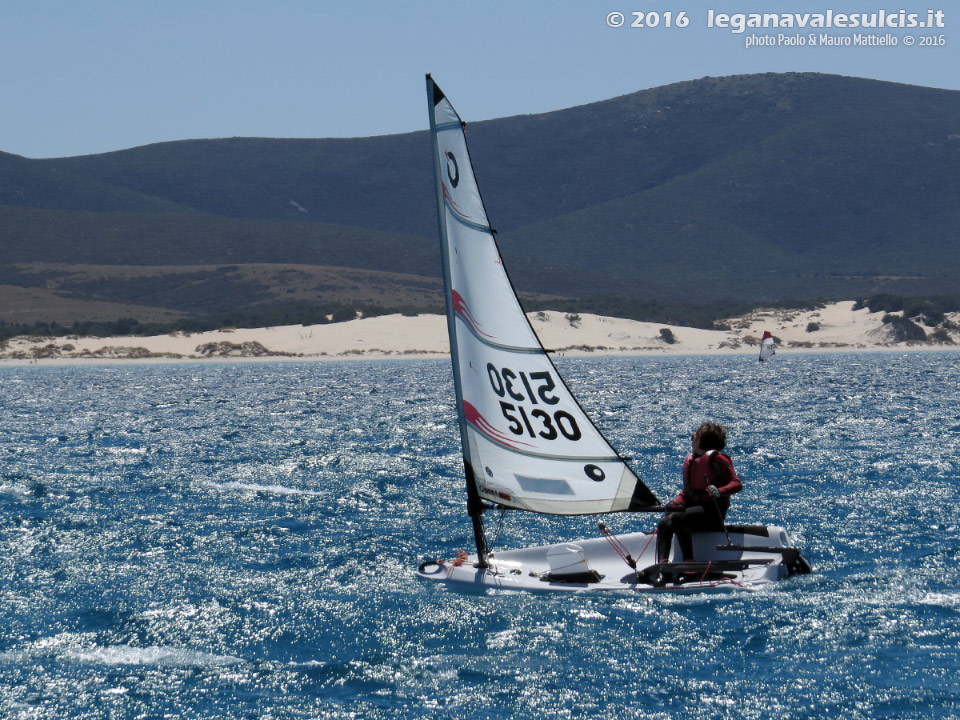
710, 493, 733, 546
598, 522, 636, 569
489, 508, 508, 550
635, 529, 658, 565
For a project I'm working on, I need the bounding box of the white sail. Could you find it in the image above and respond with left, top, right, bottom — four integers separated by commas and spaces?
427, 76, 657, 515
759, 331, 776, 362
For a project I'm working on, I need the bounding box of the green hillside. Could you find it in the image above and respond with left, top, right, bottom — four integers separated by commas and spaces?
2, 72, 959, 324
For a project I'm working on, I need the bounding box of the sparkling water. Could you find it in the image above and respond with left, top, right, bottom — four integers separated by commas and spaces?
1, 354, 958, 719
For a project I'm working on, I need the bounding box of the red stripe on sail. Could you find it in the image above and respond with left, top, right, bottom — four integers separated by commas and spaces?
442, 183, 472, 221
463, 400, 534, 450
452, 290, 495, 338
762, 331, 773, 340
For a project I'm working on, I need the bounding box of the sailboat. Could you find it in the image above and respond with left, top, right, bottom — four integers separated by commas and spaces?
417, 76, 810, 592
759, 331, 776, 362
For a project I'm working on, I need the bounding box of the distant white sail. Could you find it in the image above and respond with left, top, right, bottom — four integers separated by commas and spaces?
427, 76, 657, 515
759, 331, 776, 362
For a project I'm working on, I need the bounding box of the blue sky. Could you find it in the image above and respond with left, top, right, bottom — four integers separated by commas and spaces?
1, 0, 954, 158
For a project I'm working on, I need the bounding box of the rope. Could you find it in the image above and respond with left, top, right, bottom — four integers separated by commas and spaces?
710, 493, 733, 546
489, 508, 507, 549
598, 522, 657, 570
637, 529, 658, 560
443, 509, 509, 577
598, 522, 635, 568
449, 550, 468, 573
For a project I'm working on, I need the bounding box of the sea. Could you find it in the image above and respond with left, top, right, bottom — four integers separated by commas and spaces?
1, 353, 958, 719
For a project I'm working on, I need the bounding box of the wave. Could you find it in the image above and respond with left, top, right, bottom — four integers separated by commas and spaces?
0, 634, 243, 667
61, 645, 243, 667
204, 480, 318, 496
0, 483, 31, 499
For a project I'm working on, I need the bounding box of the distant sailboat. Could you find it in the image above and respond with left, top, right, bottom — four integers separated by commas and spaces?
418, 76, 809, 592
759, 331, 776, 362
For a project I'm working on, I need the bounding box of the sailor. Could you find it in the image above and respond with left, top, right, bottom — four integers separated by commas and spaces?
656, 422, 742, 564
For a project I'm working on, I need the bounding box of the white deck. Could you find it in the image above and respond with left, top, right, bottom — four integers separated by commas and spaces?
417, 525, 807, 593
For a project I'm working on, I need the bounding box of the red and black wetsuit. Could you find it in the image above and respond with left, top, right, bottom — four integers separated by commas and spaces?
656, 450, 743, 563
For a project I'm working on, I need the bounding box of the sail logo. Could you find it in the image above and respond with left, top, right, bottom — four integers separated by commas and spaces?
441, 149, 472, 221
584, 464, 606, 482
446, 151, 460, 187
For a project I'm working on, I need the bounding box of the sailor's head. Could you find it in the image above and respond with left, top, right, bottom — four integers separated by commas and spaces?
693, 422, 726, 452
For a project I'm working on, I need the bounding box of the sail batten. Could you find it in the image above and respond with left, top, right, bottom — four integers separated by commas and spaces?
427, 76, 658, 517
455, 322, 541, 354
445, 212, 491, 234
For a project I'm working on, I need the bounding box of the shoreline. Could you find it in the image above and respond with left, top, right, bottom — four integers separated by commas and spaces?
1, 302, 957, 366
3, 346, 957, 369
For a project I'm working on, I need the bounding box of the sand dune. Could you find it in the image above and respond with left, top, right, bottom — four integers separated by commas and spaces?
1, 302, 957, 365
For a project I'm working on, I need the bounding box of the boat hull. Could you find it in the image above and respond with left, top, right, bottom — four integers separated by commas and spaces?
417, 524, 810, 593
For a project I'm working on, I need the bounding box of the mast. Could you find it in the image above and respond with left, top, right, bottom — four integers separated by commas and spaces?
426, 74, 489, 567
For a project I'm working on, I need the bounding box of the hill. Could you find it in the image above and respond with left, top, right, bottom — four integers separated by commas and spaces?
2, 72, 959, 325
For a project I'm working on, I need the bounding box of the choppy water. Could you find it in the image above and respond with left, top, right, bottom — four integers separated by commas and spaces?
1, 353, 958, 719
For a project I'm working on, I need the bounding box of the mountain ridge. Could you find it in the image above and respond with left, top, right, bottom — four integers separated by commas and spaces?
2, 72, 959, 324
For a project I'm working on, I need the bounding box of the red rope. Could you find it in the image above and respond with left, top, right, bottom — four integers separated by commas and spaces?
638, 530, 657, 560
599, 523, 658, 569
598, 523, 634, 567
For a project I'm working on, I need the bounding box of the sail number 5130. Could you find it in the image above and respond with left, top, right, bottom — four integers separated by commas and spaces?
486, 364, 581, 441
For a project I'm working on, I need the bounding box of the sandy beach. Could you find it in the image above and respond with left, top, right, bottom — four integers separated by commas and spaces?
1, 301, 957, 365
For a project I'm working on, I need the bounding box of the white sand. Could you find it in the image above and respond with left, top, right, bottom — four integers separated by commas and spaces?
1, 302, 957, 365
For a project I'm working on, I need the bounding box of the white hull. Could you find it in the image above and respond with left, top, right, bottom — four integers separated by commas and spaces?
418, 524, 810, 593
